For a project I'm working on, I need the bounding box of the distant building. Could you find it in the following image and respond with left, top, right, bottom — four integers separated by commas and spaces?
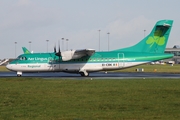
173, 45, 180, 48
165, 45, 180, 64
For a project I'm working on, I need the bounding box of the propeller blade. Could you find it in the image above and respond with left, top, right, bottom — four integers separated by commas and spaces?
54, 43, 56, 53
58, 40, 60, 54
58, 40, 61, 62
55, 40, 61, 56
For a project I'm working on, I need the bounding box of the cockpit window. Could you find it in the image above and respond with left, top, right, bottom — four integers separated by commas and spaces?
18, 56, 27, 60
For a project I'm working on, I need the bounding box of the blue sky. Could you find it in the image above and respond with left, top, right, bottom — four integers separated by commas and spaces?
0, 0, 180, 59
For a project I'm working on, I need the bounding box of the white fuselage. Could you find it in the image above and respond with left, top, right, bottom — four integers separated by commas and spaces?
6, 61, 146, 73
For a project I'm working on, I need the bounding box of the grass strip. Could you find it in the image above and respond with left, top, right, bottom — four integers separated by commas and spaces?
0, 78, 180, 120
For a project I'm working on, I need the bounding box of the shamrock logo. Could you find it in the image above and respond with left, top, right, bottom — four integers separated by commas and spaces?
146, 30, 166, 47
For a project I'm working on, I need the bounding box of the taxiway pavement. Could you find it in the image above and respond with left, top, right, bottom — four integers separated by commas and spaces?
0, 71, 180, 79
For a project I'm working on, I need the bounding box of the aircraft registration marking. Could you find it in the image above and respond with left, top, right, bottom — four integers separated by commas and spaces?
102, 63, 118, 66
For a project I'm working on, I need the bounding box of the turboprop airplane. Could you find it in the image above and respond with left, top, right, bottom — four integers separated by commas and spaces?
6, 20, 174, 77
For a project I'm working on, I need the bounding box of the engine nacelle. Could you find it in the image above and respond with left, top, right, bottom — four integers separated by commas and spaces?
61, 50, 85, 61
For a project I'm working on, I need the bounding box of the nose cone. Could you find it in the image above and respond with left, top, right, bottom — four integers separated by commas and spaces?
6, 64, 13, 71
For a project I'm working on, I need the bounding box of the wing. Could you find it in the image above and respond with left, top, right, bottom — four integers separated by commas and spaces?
74, 49, 95, 56
61, 49, 95, 61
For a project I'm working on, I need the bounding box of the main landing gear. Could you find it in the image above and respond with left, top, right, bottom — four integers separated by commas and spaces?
79, 71, 89, 77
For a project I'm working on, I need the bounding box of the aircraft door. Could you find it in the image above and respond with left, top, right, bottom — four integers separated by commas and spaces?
50, 62, 61, 71
46, 58, 60, 71
118, 53, 124, 68
45, 63, 53, 71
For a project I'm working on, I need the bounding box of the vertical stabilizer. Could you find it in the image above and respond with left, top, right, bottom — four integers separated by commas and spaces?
114, 20, 173, 53
22, 47, 31, 54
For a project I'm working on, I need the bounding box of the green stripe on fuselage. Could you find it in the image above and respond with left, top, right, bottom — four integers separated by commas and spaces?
10, 51, 173, 65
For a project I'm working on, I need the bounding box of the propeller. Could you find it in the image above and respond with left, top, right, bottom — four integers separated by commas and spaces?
55, 40, 61, 56
54, 40, 62, 64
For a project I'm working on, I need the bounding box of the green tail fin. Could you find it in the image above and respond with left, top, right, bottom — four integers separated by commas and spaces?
22, 47, 31, 54
114, 20, 173, 53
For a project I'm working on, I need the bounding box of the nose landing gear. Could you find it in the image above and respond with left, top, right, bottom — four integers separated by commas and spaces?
17, 71, 22, 77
